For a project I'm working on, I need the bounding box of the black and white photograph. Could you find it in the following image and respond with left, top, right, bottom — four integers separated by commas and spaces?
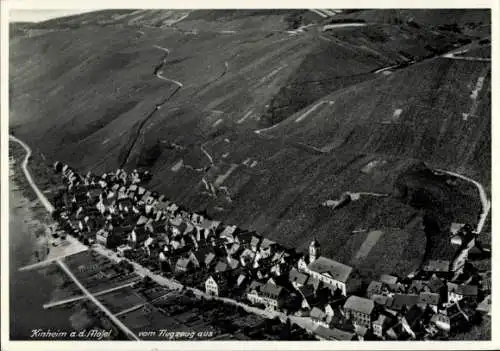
2, 2, 496, 349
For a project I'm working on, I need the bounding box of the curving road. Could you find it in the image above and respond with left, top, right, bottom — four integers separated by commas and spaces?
436, 169, 490, 234
10, 135, 140, 339
119, 45, 184, 168
10, 135, 55, 213
9, 136, 314, 335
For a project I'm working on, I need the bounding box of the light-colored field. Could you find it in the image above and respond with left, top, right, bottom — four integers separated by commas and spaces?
353, 230, 384, 262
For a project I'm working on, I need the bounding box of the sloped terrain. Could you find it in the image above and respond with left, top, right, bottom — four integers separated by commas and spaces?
10, 9, 491, 282
268, 56, 491, 186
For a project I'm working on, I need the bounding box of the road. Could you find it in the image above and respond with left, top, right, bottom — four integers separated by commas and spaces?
200, 141, 214, 165
441, 44, 491, 62
9, 135, 55, 213
57, 260, 140, 340
373, 64, 401, 74
442, 52, 491, 62
92, 245, 184, 291
12, 135, 318, 336
254, 122, 282, 136
119, 45, 184, 168
322, 23, 367, 31
153, 45, 184, 87
187, 288, 318, 334
43, 281, 139, 309
309, 9, 329, 18
435, 169, 490, 234
295, 100, 333, 123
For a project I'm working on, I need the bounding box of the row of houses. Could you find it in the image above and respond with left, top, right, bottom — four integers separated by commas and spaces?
51, 164, 357, 326
51, 162, 491, 341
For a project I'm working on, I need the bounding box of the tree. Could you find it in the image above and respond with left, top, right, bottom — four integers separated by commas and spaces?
279, 318, 292, 340
142, 276, 153, 289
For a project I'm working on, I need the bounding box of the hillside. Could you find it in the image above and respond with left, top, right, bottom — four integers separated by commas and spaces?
9, 9, 491, 282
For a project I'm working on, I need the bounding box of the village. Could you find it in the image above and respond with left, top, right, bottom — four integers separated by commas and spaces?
47, 161, 492, 341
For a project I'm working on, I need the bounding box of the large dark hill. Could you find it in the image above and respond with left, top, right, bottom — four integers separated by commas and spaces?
9, 9, 491, 282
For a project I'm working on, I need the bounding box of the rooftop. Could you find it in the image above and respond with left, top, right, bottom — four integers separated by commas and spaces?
289, 268, 309, 286
380, 274, 398, 285
387, 294, 419, 311
419, 292, 440, 305
308, 256, 352, 282
344, 295, 374, 315
314, 326, 355, 341
423, 260, 450, 272
261, 282, 284, 298
260, 238, 276, 250
366, 281, 383, 297
310, 306, 326, 319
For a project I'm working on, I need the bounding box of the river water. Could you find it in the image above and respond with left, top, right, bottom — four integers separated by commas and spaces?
9, 175, 76, 340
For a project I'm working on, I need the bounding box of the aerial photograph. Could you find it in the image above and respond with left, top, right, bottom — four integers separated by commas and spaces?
6, 7, 492, 343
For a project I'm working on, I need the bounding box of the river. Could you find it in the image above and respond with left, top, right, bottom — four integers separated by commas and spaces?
9, 168, 78, 340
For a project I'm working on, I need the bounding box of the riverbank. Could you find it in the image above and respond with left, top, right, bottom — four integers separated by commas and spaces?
9, 150, 99, 340
9, 173, 75, 339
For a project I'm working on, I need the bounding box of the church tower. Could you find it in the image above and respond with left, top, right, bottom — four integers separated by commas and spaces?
309, 238, 320, 264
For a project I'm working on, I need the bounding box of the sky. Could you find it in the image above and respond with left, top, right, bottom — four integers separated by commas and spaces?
9, 9, 97, 23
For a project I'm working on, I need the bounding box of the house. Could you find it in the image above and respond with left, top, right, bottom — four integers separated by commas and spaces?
476, 294, 491, 316
239, 248, 256, 267
297, 285, 316, 310
371, 294, 390, 307
447, 283, 478, 304
408, 280, 428, 294
450, 247, 469, 274
430, 313, 450, 332
143, 236, 155, 256
308, 238, 321, 264
447, 303, 470, 332
307, 276, 322, 293
427, 275, 445, 294
234, 231, 254, 248
366, 281, 383, 298
235, 273, 248, 290
297, 255, 309, 272
227, 256, 240, 270
380, 274, 398, 286
220, 225, 238, 243
343, 295, 375, 328
324, 302, 338, 323
175, 257, 194, 273
250, 235, 262, 252
96, 229, 109, 246
314, 326, 356, 341
204, 252, 217, 268
422, 260, 450, 275
354, 324, 370, 340
385, 294, 419, 313
372, 314, 393, 339
260, 282, 287, 311
386, 322, 411, 340
289, 268, 309, 288
480, 271, 491, 293
127, 229, 138, 248
260, 238, 277, 258
450, 222, 466, 236
306, 256, 353, 295
246, 281, 265, 305
418, 291, 440, 312
191, 247, 212, 268
117, 244, 132, 257
214, 260, 229, 273
401, 305, 425, 339
205, 274, 228, 297
310, 307, 329, 328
